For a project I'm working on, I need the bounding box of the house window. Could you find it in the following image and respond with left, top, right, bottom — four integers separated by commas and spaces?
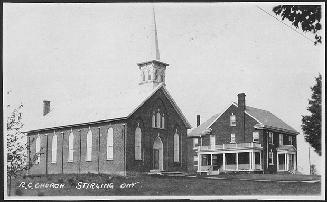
51, 134, 57, 163
142, 71, 145, 81
253, 132, 259, 143
279, 134, 283, 146
210, 135, 215, 146
289, 136, 293, 145
86, 129, 92, 161
193, 138, 198, 148
35, 135, 41, 164
230, 133, 236, 143
230, 114, 236, 126
135, 126, 142, 160
161, 114, 165, 129
268, 149, 274, 165
68, 131, 74, 162
174, 130, 179, 162
268, 132, 273, 144
156, 110, 161, 128
107, 128, 114, 160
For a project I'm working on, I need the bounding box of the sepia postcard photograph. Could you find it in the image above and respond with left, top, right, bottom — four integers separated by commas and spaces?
3, 1, 325, 200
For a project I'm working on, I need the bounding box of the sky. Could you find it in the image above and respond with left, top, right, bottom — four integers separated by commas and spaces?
3, 3, 324, 175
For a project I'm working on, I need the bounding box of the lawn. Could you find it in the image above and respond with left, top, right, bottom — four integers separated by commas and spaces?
7, 173, 321, 197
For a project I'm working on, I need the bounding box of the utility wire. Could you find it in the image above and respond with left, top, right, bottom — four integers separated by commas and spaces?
255, 5, 315, 44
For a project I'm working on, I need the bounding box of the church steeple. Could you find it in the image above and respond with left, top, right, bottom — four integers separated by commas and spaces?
137, 6, 169, 93
152, 7, 160, 61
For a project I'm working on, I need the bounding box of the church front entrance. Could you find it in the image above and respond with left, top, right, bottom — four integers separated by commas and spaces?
153, 136, 163, 171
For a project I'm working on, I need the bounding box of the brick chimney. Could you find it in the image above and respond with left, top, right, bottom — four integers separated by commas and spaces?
197, 115, 201, 127
43, 100, 50, 116
237, 93, 246, 142
238, 93, 246, 111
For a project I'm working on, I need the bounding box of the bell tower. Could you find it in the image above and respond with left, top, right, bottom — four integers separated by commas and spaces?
138, 7, 169, 93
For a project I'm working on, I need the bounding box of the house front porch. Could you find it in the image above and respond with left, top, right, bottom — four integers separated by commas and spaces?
277, 145, 297, 172
196, 143, 263, 175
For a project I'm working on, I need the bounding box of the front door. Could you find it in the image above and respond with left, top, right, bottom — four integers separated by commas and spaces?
153, 149, 159, 170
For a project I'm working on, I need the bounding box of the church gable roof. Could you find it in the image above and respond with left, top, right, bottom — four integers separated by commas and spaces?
23, 83, 191, 133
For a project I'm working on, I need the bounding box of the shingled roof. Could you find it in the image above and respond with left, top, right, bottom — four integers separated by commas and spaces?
23, 84, 191, 133
188, 102, 298, 137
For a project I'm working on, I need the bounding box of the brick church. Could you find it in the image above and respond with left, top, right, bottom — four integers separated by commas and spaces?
24, 8, 192, 176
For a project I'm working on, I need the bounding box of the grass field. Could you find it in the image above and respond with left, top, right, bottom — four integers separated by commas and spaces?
7, 173, 321, 197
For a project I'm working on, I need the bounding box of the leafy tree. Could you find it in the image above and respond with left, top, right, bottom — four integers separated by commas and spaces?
302, 74, 322, 156
6, 92, 40, 196
272, 5, 322, 45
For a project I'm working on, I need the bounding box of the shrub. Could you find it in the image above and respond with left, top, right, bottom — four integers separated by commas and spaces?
15, 189, 23, 196
57, 178, 64, 184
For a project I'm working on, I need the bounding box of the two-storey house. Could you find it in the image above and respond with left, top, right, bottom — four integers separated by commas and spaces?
188, 93, 298, 174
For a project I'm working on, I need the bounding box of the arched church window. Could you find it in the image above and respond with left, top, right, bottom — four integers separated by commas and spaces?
51, 133, 57, 163
68, 130, 74, 162
148, 70, 151, 80
152, 111, 156, 128
36, 134, 41, 164
135, 125, 142, 160
161, 114, 165, 129
107, 128, 113, 160
86, 128, 92, 161
156, 109, 161, 128
174, 129, 180, 162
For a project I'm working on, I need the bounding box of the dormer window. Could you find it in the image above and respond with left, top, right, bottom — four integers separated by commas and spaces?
230, 114, 236, 126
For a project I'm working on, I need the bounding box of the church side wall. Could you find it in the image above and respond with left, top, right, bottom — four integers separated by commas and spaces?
27, 121, 126, 176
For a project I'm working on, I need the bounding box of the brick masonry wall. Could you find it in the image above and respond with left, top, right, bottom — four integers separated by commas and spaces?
202, 104, 259, 145
27, 121, 126, 176
126, 88, 190, 173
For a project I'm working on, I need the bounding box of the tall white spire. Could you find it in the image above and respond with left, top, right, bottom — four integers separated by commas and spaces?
137, 5, 169, 93
152, 6, 160, 61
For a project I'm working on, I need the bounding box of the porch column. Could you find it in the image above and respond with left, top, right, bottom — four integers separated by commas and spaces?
198, 153, 201, 172
252, 151, 255, 170
285, 153, 288, 171
260, 152, 262, 170
249, 152, 252, 170
211, 154, 213, 166
277, 152, 279, 171
294, 154, 297, 171
223, 153, 226, 170
236, 152, 239, 171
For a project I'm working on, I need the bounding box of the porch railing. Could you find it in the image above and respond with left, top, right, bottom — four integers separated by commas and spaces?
198, 142, 262, 151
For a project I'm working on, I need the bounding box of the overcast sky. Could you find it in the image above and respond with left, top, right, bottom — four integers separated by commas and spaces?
3, 3, 324, 174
